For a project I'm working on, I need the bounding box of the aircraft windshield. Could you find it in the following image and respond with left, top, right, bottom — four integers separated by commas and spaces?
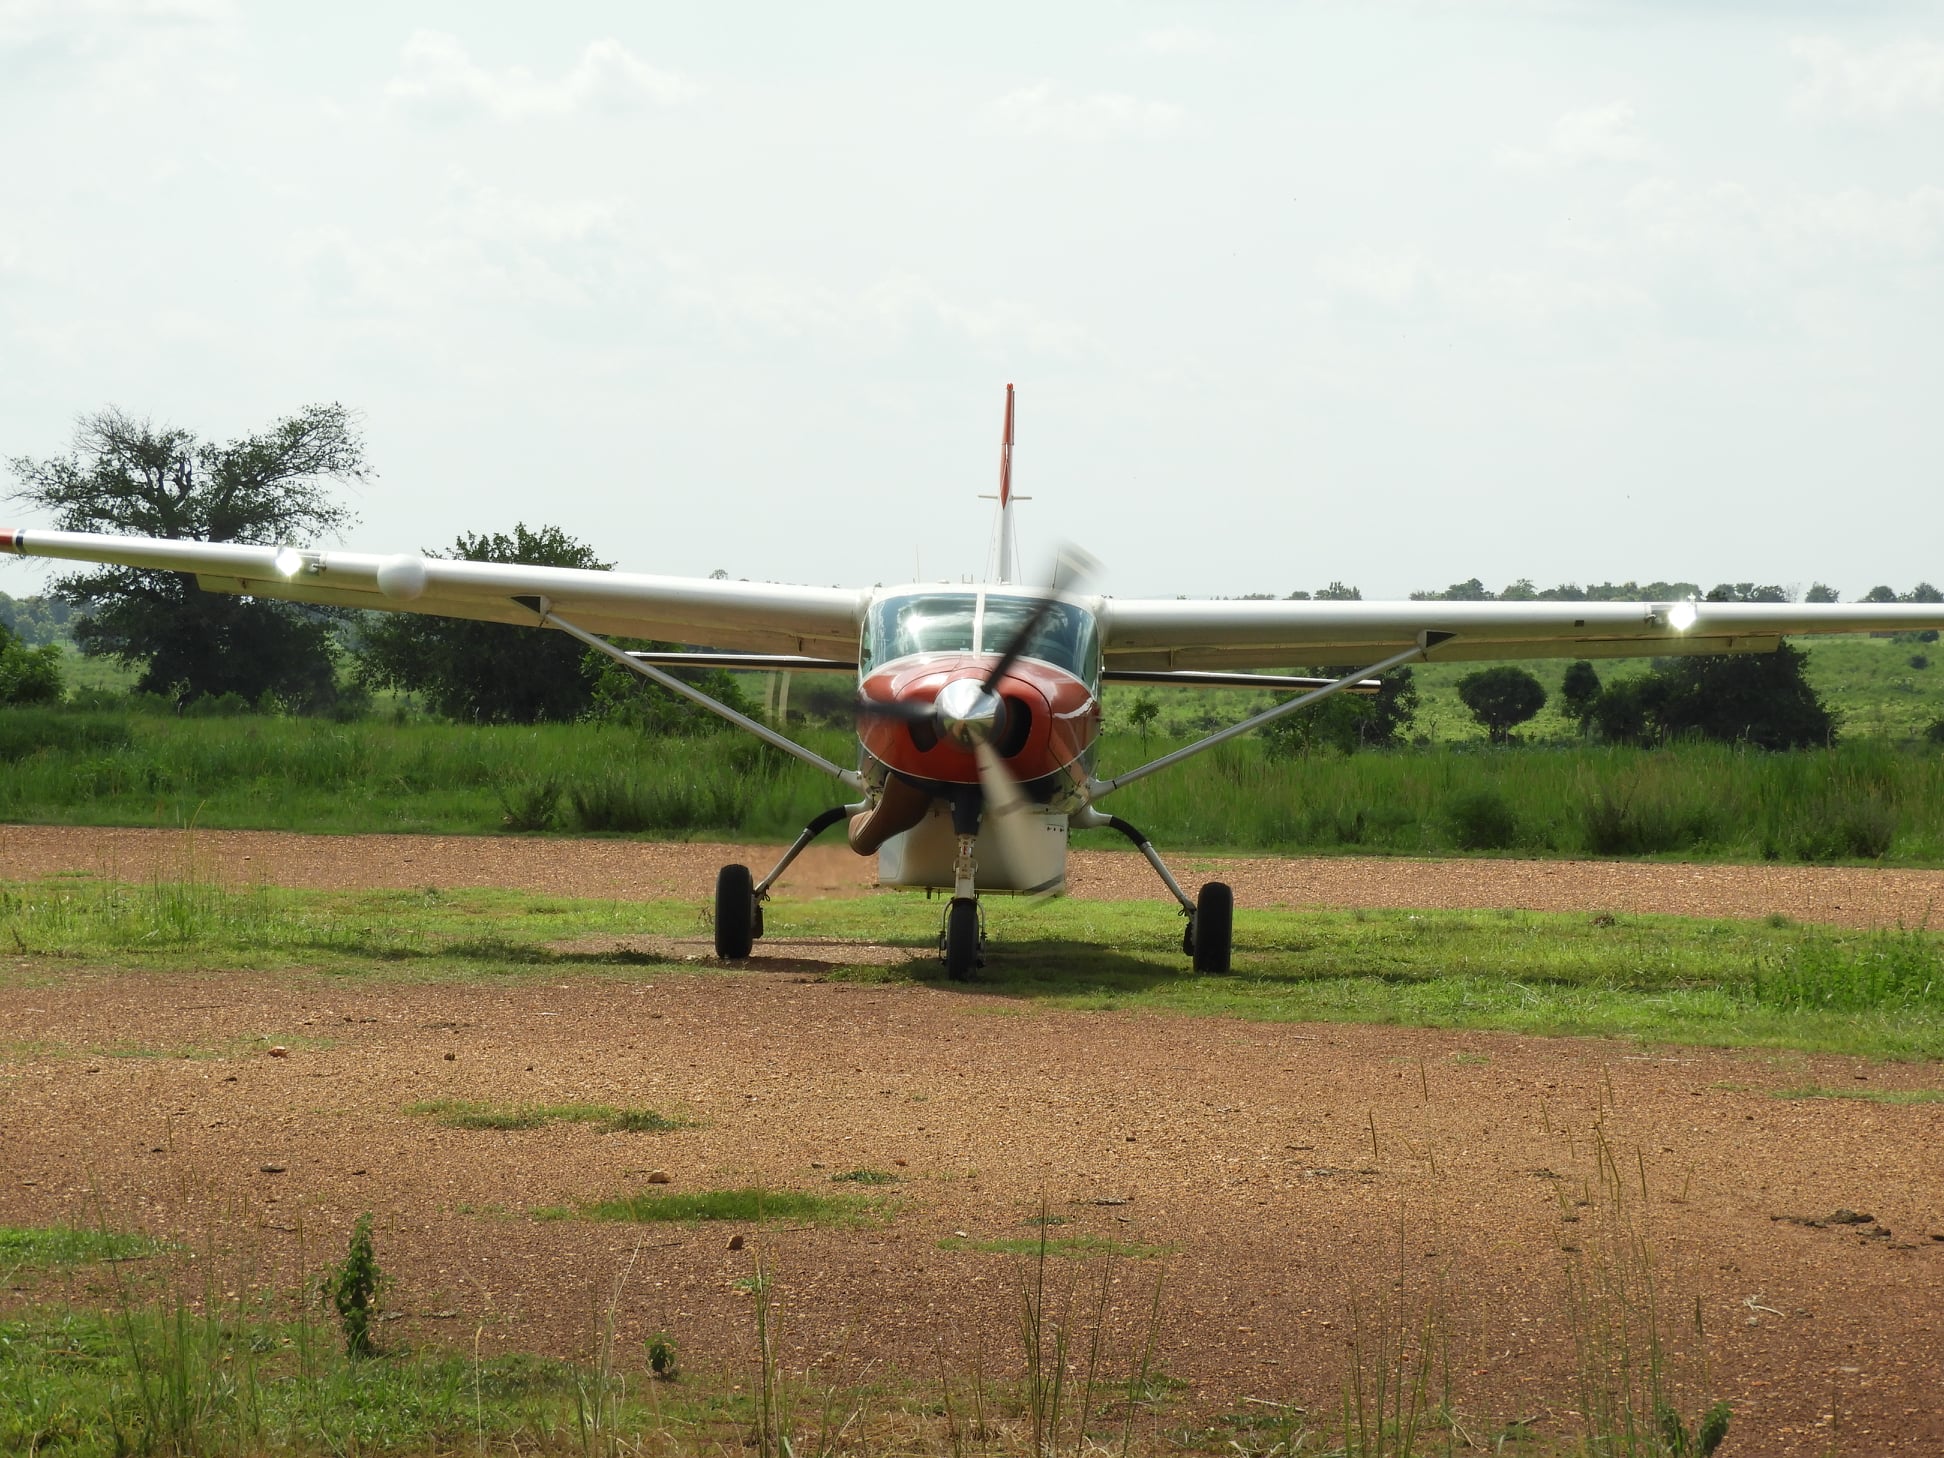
978, 595, 1098, 682
864, 593, 978, 671
863, 591, 1098, 682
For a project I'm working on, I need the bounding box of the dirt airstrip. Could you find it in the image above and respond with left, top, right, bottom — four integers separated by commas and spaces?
2, 826, 1942, 1454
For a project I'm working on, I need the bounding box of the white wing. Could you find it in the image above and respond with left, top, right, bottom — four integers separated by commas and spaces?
2, 527, 865, 656
1100, 597, 1944, 670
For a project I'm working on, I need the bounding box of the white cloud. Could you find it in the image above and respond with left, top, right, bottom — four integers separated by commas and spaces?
980, 81, 1185, 142
1498, 102, 1645, 172
386, 30, 700, 120
1623, 178, 1944, 268
666, 264, 1091, 357
1790, 36, 1944, 119
1316, 248, 1648, 328
1137, 26, 1227, 57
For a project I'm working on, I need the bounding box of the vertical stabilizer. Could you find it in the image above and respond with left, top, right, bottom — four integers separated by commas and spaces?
994, 383, 1017, 584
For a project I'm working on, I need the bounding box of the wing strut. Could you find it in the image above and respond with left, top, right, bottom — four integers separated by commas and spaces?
1084, 639, 1438, 803
532, 601, 864, 791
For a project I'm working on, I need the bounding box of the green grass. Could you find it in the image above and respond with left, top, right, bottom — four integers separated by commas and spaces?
570, 1186, 883, 1225
1771, 1085, 1944, 1104
0, 1226, 164, 1268
0, 1305, 741, 1457
938, 1232, 1170, 1260
828, 1168, 900, 1184
6, 696, 1944, 865
405, 1099, 690, 1132
7, 875, 1944, 1058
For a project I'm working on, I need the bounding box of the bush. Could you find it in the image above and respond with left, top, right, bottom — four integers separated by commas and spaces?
567, 773, 744, 833
1444, 789, 1519, 850
0, 709, 132, 762
1927, 717, 1944, 746
497, 776, 562, 832
0, 630, 63, 705
1581, 791, 1716, 856
1792, 796, 1897, 861
1456, 667, 1547, 744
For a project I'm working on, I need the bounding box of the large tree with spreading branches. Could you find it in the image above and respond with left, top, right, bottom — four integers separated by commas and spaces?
7, 404, 367, 707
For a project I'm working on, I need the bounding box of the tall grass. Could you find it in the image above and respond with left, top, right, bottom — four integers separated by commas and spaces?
4, 705, 1944, 863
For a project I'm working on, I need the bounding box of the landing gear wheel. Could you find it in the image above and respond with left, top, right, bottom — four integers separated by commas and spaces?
714, 864, 756, 959
942, 897, 982, 982
1190, 881, 1233, 974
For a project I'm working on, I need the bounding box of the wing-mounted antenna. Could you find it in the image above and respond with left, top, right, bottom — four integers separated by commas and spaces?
979, 383, 1029, 584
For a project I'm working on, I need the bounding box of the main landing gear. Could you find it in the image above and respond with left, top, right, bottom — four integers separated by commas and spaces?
1074, 808, 1232, 974
712, 803, 857, 960
941, 897, 983, 981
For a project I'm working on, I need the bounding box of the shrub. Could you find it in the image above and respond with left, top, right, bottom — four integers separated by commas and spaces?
497, 775, 561, 832
1444, 789, 1519, 850
1793, 796, 1896, 861
0, 709, 132, 762
1581, 791, 1715, 856
567, 773, 744, 833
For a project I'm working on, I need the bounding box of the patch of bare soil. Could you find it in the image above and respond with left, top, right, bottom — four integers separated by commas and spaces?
2, 827, 1941, 1452
5, 823, 1944, 929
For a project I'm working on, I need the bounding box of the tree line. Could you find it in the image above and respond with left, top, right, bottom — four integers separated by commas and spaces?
4, 403, 1939, 753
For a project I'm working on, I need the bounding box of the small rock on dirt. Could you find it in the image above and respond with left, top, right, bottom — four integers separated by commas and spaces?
259, 1163, 286, 1174
647, 1170, 671, 1184
727, 1234, 744, 1251
266, 1046, 289, 1058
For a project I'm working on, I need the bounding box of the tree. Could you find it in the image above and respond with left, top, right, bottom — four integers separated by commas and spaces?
1652, 644, 1834, 750
1586, 645, 1836, 750
0, 621, 63, 704
1804, 583, 1840, 604
7, 405, 366, 707
357, 524, 613, 723
1259, 668, 1417, 757
1456, 666, 1547, 743
1127, 693, 1160, 750
1560, 660, 1602, 732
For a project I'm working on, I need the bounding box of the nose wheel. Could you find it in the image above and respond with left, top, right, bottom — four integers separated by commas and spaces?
941, 897, 983, 981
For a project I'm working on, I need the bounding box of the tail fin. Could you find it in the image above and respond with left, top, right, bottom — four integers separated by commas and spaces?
994, 383, 1017, 583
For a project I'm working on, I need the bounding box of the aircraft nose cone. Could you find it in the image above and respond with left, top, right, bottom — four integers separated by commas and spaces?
935, 677, 1004, 749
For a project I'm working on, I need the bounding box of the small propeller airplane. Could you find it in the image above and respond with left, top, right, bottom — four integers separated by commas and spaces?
8, 386, 1944, 978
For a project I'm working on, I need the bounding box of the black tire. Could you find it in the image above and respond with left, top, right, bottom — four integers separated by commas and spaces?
714, 864, 756, 959
943, 897, 981, 982
1191, 882, 1233, 974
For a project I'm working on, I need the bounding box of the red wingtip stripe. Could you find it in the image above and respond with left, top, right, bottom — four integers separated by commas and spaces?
0, 529, 19, 552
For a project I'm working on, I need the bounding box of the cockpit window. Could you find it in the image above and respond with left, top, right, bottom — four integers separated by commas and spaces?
862, 593, 977, 672
978, 595, 1098, 682
863, 590, 1098, 684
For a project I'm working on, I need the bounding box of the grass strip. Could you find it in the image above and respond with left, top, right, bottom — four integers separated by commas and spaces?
0, 1227, 163, 1268
569, 1186, 882, 1225
406, 1099, 690, 1132
7, 876, 1944, 1058
1771, 1085, 1944, 1104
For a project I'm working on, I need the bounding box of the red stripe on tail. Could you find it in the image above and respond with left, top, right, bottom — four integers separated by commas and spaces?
998, 383, 1014, 509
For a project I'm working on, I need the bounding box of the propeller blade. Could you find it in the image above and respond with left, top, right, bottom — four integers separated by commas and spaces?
855, 693, 936, 725
980, 544, 1100, 693
974, 740, 1058, 894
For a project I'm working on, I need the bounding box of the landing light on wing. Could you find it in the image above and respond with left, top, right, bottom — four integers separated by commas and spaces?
273, 546, 304, 577
1667, 599, 1699, 632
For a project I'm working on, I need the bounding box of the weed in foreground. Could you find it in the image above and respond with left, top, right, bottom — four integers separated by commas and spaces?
319, 1213, 386, 1359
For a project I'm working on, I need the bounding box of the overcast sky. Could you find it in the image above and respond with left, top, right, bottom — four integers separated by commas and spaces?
2, 1, 1940, 601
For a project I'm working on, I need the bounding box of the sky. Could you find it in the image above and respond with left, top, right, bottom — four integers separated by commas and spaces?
2, 0, 1941, 602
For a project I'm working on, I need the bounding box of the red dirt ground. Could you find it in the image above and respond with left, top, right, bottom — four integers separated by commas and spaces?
2, 826, 1941, 1453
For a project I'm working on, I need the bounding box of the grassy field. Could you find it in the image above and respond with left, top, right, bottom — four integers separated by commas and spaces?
5, 875, 1941, 1060
5, 704, 1944, 865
